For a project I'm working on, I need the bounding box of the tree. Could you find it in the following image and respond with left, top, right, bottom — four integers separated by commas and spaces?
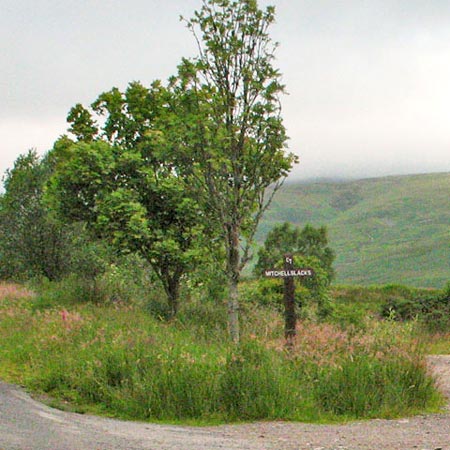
49, 95, 206, 316
254, 222, 335, 283
171, 0, 297, 341
0, 150, 71, 280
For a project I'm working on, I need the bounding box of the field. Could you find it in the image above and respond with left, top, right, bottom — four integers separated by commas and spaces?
259, 172, 450, 288
0, 281, 446, 424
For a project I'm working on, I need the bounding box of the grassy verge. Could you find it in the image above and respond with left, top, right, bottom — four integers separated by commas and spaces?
0, 282, 443, 423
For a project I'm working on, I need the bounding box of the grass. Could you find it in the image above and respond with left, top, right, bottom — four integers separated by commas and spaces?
419, 333, 450, 355
0, 281, 444, 424
259, 172, 450, 288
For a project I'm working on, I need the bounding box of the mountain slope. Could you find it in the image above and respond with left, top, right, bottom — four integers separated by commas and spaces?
259, 172, 450, 288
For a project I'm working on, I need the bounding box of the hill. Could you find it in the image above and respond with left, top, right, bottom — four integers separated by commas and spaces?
258, 172, 450, 288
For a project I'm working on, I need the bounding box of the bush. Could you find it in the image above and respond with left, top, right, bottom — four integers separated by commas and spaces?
331, 302, 368, 331
381, 283, 450, 333
240, 278, 284, 310
31, 275, 103, 309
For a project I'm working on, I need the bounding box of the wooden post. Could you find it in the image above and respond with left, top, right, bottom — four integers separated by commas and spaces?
263, 257, 314, 351
283, 254, 296, 349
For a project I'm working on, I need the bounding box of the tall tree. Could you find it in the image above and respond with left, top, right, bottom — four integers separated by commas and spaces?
173, 0, 297, 341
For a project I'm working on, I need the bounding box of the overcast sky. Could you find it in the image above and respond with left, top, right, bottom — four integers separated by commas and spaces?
1, 0, 450, 182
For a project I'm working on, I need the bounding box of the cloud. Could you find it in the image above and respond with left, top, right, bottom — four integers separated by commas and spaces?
1, 0, 449, 181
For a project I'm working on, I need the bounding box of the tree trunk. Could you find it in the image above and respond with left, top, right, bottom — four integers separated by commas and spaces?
157, 266, 181, 319
228, 276, 240, 344
167, 276, 180, 319
226, 224, 240, 343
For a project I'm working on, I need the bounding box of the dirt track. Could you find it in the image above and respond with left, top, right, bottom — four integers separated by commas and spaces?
0, 356, 449, 450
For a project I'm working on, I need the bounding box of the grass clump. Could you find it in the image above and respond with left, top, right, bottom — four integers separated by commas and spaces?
312, 356, 435, 417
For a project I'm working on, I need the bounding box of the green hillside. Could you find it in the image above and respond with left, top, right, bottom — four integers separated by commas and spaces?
258, 172, 450, 288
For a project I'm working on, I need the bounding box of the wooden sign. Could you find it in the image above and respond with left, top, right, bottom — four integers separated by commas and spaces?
264, 254, 314, 348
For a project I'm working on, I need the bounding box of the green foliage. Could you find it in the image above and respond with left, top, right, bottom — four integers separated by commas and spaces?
254, 222, 335, 282
47, 135, 205, 316
67, 231, 113, 283
67, 103, 98, 142
32, 275, 104, 307
381, 283, 450, 333
240, 278, 284, 310
218, 341, 297, 420
260, 173, 450, 288
330, 302, 368, 331
0, 150, 72, 281
47, 140, 116, 223
329, 284, 445, 332
97, 253, 154, 304
30, 254, 156, 309
312, 355, 436, 417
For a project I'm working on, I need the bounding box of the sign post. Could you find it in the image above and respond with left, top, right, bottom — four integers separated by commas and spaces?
283, 255, 296, 346
264, 254, 314, 349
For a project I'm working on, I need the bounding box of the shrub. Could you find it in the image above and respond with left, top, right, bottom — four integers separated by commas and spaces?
380, 283, 450, 333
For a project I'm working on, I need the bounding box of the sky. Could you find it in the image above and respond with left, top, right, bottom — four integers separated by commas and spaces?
1, 0, 450, 182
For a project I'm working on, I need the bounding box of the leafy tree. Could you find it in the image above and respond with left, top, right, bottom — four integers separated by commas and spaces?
48, 130, 205, 317
0, 150, 71, 280
254, 222, 335, 283
170, 0, 297, 342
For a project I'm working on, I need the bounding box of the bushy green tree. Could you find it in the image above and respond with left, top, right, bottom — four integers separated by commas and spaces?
48, 129, 205, 317
0, 150, 71, 280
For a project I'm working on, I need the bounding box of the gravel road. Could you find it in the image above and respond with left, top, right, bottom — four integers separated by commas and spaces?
1, 356, 449, 450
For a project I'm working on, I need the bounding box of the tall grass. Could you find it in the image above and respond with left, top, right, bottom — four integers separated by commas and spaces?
312, 356, 435, 417
0, 283, 442, 423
